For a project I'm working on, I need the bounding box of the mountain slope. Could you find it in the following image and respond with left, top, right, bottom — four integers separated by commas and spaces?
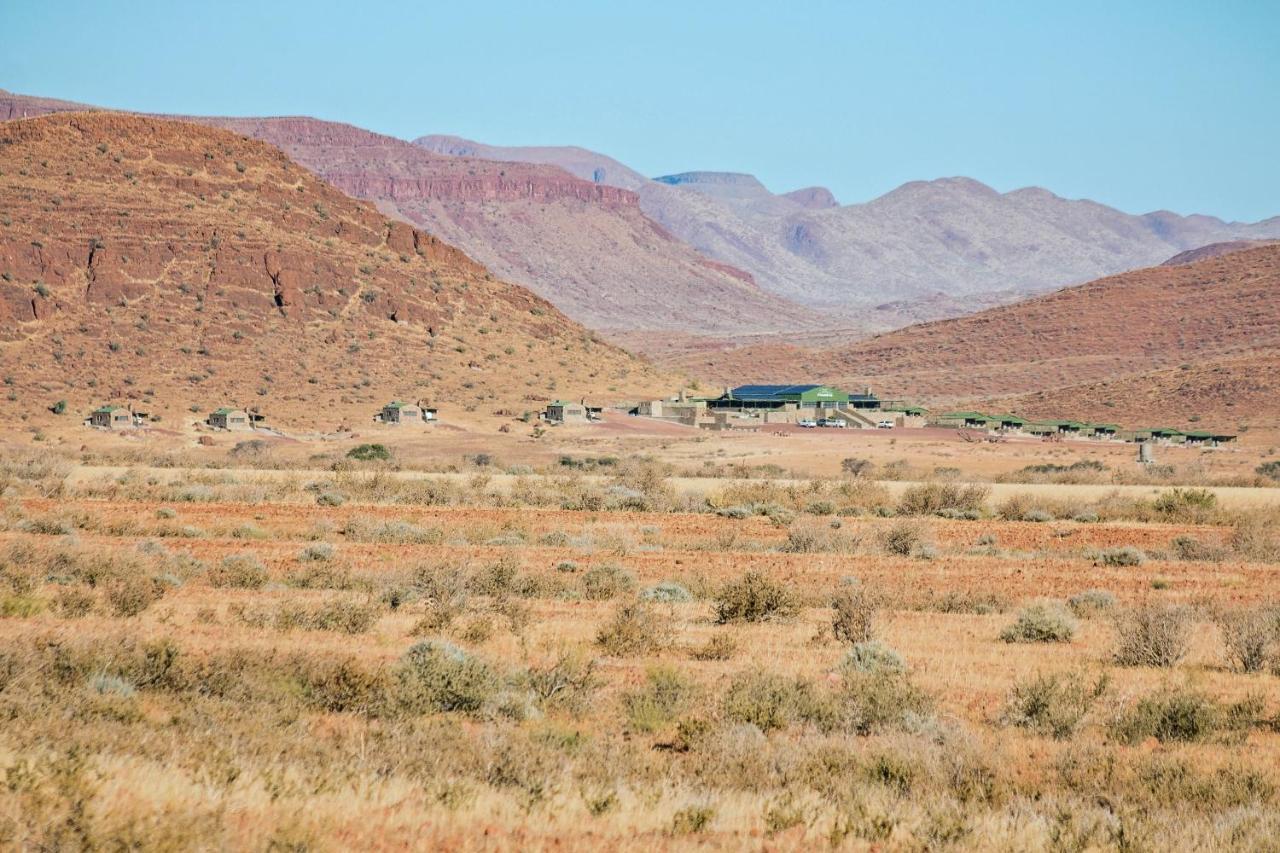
0, 112, 670, 428
664, 244, 1280, 427
415, 135, 1280, 316
0, 90, 825, 344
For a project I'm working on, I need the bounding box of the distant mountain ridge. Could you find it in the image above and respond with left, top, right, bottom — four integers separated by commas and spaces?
415, 135, 1280, 313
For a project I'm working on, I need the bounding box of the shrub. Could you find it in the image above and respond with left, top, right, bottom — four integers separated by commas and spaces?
1000, 603, 1076, 643
670, 806, 715, 835
1153, 488, 1217, 521
596, 601, 671, 656
316, 491, 347, 507
1112, 603, 1193, 668
623, 666, 696, 733
207, 554, 269, 589
155, 507, 177, 519
53, 586, 96, 618
713, 572, 796, 623
581, 564, 636, 601
1067, 589, 1116, 618
297, 542, 335, 562
897, 482, 988, 516
840, 669, 934, 735
722, 671, 816, 731
716, 505, 752, 520
1215, 607, 1278, 673
1110, 686, 1262, 744
640, 581, 692, 603
879, 520, 931, 557
89, 672, 136, 698
1170, 535, 1226, 561
1231, 515, 1280, 562
690, 634, 738, 661
395, 639, 498, 714
841, 457, 873, 477
1001, 671, 1108, 739
831, 583, 878, 645
840, 640, 905, 675
524, 649, 599, 715
1097, 546, 1146, 567
105, 574, 165, 617
1257, 460, 1280, 482
347, 443, 391, 462
1023, 509, 1053, 523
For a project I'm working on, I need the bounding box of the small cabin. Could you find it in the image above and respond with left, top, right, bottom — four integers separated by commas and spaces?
208, 408, 252, 431
545, 401, 588, 424
89, 405, 135, 429
381, 401, 422, 424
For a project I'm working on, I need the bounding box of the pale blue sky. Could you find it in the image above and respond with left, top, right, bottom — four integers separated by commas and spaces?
4, 1, 1277, 220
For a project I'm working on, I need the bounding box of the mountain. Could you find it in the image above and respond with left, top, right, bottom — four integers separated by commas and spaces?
0, 112, 671, 428
1161, 239, 1280, 266
663, 243, 1280, 428
415, 136, 1280, 316
0, 90, 826, 346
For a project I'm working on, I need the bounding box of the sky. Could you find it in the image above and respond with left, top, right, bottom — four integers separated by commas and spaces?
4, 0, 1278, 221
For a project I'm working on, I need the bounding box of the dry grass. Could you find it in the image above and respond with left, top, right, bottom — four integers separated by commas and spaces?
0, 455, 1278, 849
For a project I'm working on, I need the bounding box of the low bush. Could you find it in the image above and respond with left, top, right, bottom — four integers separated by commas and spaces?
831, 583, 878, 645
347, 443, 391, 462
897, 482, 988, 517
1257, 460, 1280, 482
1097, 546, 1146, 567
1215, 607, 1278, 673
1110, 686, 1262, 744
395, 639, 498, 714
1230, 514, 1280, 562
839, 668, 934, 735
207, 554, 269, 589
297, 542, 336, 562
840, 640, 905, 675
640, 581, 692, 603
1112, 603, 1193, 668
105, 574, 166, 617
689, 634, 738, 661
722, 671, 818, 732
1000, 603, 1076, 643
596, 601, 671, 656
1067, 589, 1116, 618
581, 563, 636, 601
623, 666, 696, 733
316, 491, 347, 507
1153, 488, 1217, 521
1170, 535, 1227, 562
879, 520, 932, 558
1001, 671, 1108, 739
713, 571, 796, 623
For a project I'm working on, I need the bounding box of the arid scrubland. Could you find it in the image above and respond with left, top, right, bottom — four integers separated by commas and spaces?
1, 447, 1279, 850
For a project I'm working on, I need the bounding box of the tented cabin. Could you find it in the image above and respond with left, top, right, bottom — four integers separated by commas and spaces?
545, 401, 588, 424
709, 385, 849, 412
88, 405, 135, 429
208, 408, 252, 431
380, 401, 422, 424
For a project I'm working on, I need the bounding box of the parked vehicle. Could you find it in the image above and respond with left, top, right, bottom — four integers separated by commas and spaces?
817, 418, 847, 428
876, 419, 895, 429
798, 419, 818, 428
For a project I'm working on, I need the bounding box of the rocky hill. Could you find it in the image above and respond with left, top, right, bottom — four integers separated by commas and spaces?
0, 91, 824, 346
0, 112, 672, 430
665, 244, 1280, 428
416, 136, 1280, 318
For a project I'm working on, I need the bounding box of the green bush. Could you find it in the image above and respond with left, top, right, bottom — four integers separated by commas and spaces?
1153, 488, 1217, 521
1000, 603, 1076, 643
1170, 535, 1226, 561
840, 640, 905, 675
713, 571, 796, 623
897, 482, 988, 516
1257, 460, 1280, 482
347, 443, 391, 461
831, 583, 878, 644
1098, 546, 1146, 567
1001, 671, 1108, 739
1110, 687, 1262, 744
640, 581, 692, 603
879, 520, 931, 557
395, 639, 498, 714
840, 669, 934, 735
1067, 589, 1116, 618
596, 601, 671, 656
581, 563, 636, 601
722, 671, 817, 731
207, 554, 269, 589
623, 666, 696, 733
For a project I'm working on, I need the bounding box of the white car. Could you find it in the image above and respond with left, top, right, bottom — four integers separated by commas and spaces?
797, 419, 818, 428
817, 418, 846, 428
876, 419, 895, 429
